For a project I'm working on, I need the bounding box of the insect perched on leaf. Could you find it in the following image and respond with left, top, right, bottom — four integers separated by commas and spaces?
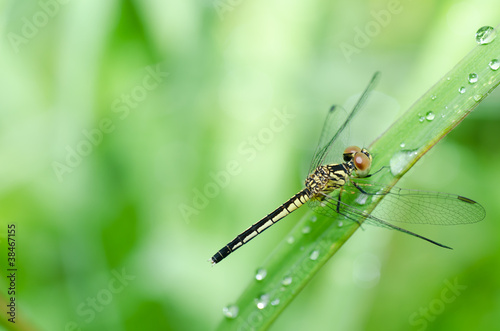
210, 72, 485, 265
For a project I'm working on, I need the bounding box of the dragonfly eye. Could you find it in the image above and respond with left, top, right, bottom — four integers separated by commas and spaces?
353, 152, 371, 177
343, 146, 361, 162
360, 148, 372, 162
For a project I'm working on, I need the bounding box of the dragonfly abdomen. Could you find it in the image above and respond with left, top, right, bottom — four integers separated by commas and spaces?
210, 189, 311, 264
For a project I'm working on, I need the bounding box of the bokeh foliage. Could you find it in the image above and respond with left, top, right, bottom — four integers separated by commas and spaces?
0, 1, 499, 331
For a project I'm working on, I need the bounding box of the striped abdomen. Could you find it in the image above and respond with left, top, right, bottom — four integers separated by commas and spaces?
210, 189, 311, 264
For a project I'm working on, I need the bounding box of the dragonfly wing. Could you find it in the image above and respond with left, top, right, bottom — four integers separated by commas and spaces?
371, 188, 485, 225
309, 104, 349, 174
349, 180, 486, 225
308, 72, 381, 174
319, 192, 454, 249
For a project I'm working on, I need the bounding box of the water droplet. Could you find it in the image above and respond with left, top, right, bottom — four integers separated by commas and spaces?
425, 111, 435, 121
287, 236, 295, 244
255, 268, 267, 281
475, 26, 497, 45
271, 298, 280, 306
282, 276, 292, 286
309, 250, 320, 261
489, 59, 500, 70
370, 193, 381, 205
400, 142, 406, 148
255, 294, 270, 310
430, 95, 437, 101
338, 221, 343, 227
223, 304, 239, 319
310, 215, 317, 222
468, 72, 478, 84
446, 77, 451, 81
418, 116, 425, 123
355, 193, 368, 205
474, 94, 483, 102
389, 149, 419, 176
302, 225, 311, 234
458, 86, 466, 94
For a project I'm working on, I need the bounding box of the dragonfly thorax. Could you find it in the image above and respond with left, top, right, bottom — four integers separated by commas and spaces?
305, 164, 349, 197
305, 146, 372, 199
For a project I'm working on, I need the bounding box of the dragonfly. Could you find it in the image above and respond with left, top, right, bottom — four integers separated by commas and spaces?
210, 72, 485, 265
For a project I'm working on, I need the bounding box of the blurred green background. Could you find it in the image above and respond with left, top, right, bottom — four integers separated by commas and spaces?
0, 0, 499, 330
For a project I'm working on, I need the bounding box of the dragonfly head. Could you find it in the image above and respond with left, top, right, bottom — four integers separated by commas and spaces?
343, 146, 372, 178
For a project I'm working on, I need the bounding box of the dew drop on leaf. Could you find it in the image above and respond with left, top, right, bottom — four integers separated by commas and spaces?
475, 26, 496, 45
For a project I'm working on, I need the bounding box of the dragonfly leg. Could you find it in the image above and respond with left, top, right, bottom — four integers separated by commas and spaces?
336, 189, 362, 226
336, 189, 342, 213
351, 181, 384, 196
364, 165, 389, 178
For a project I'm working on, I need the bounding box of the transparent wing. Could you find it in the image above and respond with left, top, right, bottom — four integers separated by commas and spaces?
354, 182, 486, 225
308, 183, 485, 247
310, 183, 486, 227
308, 105, 348, 174
309, 181, 485, 226
319, 194, 453, 248
308, 72, 381, 174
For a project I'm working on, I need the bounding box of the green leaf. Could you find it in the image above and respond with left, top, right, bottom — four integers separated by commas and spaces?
216, 30, 500, 331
